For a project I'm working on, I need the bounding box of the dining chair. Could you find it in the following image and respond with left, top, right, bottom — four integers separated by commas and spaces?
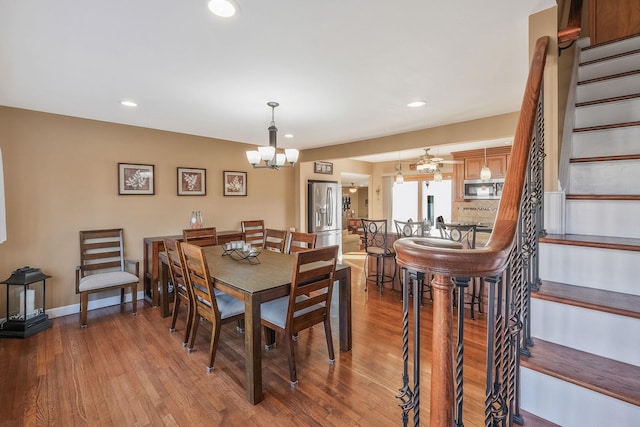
180, 242, 245, 372
361, 219, 396, 294
394, 219, 432, 304
260, 245, 339, 386
264, 228, 288, 253
75, 228, 138, 327
241, 220, 265, 249
183, 227, 217, 247
287, 231, 317, 254
164, 238, 194, 346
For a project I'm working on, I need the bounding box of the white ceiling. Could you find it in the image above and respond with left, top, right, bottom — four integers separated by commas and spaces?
0, 1, 555, 156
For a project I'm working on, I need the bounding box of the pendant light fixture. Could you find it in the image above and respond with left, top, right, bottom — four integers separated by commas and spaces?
246, 102, 299, 169
480, 147, 492, 180
349, 182, 358, 193
434, 167, 443, 182
395, 163, 404, 184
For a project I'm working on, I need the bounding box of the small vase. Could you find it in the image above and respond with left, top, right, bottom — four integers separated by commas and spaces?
190, 211, 203, 229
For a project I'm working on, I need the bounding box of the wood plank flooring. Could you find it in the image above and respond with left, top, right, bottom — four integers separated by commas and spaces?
0, 254, 547, 426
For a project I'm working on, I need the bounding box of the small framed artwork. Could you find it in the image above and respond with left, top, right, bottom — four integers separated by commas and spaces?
177, 167, 206, 196
314, 161, 334, 175
223, 170, 247, 196
118, 163, 154, 195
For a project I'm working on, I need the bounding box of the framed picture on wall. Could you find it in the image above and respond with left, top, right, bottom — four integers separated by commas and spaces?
314, 161, 333, 175
118, 163, 155, 195
223, 170, 247, 196
177, 167, 206, 196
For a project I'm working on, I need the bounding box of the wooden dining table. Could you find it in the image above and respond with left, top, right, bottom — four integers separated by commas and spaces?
158, 245, 352, 404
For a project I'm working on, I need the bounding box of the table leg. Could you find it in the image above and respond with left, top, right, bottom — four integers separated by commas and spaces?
245, 293, 263, 404
337, 267, 352, 352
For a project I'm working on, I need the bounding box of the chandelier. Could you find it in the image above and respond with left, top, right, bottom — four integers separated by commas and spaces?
246, 102, 299, 169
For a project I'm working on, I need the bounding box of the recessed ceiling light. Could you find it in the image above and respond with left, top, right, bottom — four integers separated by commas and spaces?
208, 0, 237, 17
407, 100, 426, 108
284, 133, 294, 138
120, 100, 137, 107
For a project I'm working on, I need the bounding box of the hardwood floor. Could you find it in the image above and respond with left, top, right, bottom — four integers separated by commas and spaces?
1, 254, 523, 426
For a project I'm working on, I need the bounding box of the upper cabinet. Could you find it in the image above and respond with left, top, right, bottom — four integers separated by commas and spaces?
465, 155, 508, 180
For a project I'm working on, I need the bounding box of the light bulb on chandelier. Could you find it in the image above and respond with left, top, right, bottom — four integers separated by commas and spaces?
246, 102, 299, 170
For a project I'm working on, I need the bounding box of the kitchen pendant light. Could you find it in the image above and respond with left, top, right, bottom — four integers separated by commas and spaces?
246, 102, 299, 169
480, 147, 492, 180
349, 183, 358, 193
395, 163, 404, 184
434, 168, 443, 182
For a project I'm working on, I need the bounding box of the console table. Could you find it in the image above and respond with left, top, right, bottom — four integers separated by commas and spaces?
142, 230, 244, 308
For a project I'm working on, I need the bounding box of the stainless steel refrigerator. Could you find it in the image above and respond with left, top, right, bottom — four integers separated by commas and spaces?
308, 180, 342, 253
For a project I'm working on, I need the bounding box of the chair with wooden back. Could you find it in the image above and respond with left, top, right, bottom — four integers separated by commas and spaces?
260, 245, 339, 386
264, 228, 288, 253
164, 238, 193, 346
241, 220, 265, 249
182, 227, 217, 247
180, 242, 244, 372
287, 231, 317, 254
76, 228, 139, 327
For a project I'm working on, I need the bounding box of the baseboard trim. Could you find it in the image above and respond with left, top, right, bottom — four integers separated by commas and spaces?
46, 291, 145, 319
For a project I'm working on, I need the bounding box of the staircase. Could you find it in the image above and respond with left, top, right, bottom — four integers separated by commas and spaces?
520, 35, 640, 426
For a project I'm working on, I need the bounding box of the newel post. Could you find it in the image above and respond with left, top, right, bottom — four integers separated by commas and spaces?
430, 273, 455, 426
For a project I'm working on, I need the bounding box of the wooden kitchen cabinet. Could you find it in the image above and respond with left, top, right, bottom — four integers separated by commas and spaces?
464, 155, 508, 180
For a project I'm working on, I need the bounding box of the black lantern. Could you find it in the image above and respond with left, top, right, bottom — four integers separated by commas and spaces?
1, 266, 52, 338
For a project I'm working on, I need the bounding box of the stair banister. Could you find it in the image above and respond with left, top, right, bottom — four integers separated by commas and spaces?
394, 36, 549, 426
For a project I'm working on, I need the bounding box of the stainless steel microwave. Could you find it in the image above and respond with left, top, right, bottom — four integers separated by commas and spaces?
463, 179, 504, 199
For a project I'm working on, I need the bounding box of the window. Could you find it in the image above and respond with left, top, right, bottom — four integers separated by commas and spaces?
392, 179, 452, 233
392, 181, 418, 223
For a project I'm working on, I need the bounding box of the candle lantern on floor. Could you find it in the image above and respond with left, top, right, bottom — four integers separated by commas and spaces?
0, 266, 52, 338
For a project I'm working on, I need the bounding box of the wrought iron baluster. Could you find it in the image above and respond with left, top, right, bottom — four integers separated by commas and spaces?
397, 267, 415, 426
453, 277, 470, 427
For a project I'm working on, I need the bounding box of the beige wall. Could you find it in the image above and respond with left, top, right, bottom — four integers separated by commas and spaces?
0, 107, 295, 310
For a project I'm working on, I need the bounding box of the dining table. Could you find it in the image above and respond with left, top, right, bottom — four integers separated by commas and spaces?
158, 245, 352, 404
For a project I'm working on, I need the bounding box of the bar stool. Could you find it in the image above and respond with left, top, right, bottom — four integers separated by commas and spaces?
394, 219, 432, 304
439, 221, 483, 319
361, 219, 396, 294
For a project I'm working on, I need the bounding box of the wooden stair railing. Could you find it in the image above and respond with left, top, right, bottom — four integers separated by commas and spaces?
394, 36, 549, 427
558, 0, 583, 44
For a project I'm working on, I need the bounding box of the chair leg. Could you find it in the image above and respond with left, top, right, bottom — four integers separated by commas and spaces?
120, 288, 126, 312
263, 326, 276, 350
187, 312, 200, 352
170, 295, 181, 333
131, 283, 137, 316
363, 254, 370, 291
285, 331, 298, 387
207, 319, 222, 373
379, 256, 384, 295
80, 292, 89, 328
324, 318, 335, 364
183, 298, 193, 346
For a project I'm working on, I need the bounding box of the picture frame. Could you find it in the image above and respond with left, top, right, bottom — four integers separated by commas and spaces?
118, 163, 154, 195
177, 167, 206, 196
314, 161, 334, 175
223, 170, 247, 196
